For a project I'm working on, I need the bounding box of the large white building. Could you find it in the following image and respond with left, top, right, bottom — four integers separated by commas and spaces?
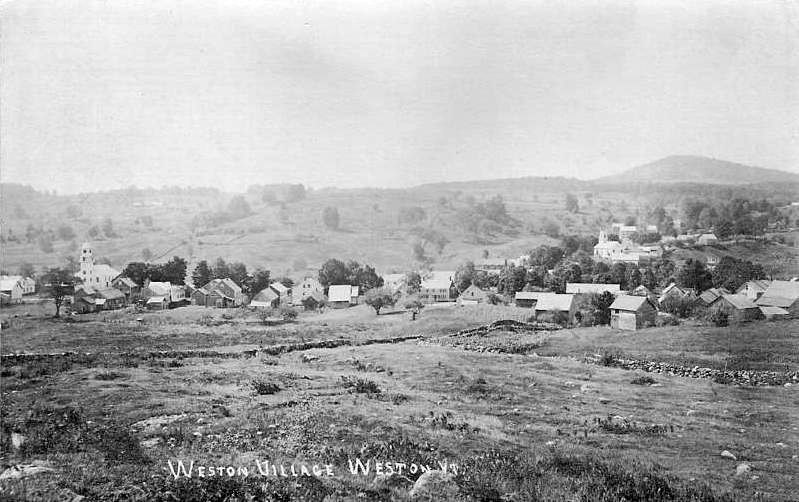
77, 242, 120, 289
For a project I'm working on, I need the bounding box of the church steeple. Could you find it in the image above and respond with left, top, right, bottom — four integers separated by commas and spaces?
79, 242, 94, 281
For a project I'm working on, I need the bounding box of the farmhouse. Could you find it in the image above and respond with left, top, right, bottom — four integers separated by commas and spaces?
697, 233, 719, 246
192, 278, 246, 308
609, 295, 658, 330
533, 293, 577, 325
95, 288, 126, 310
328, 285, 358, 308
566, 283, 621, 295
514, 291, 549, 308
420, 271, 456, 303
381, 274, 406, 294
458, 284, 489, 305
250, 287, 280, 309
0, 278, 23, 304
269, 281, 290, 301
112, 276, 139, 303
696, 287, 730, 309
1, 275, 35, 295
755, 280, 799, 317
710, 294, 762, 323
292, 277, 324, 306
659, 283, 693, 304
735, 280, 771, 301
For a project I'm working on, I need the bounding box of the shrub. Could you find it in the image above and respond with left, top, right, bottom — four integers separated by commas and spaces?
340, 375, 381, 394
660, 296, 695, 318
655, 313, 680, 327
251, 379, 281, 395
599, 349, 622, 366
279, 305, 298, 321
630, 375, 657, 386
706, 309, 729, 327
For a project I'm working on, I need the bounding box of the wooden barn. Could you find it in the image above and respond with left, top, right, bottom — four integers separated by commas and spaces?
610, 295, 658, 330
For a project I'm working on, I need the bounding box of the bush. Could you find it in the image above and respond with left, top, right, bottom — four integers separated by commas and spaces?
279, 305, 298, 321
655, 314, 680, 327
630, 375, 657, 385
706, 309, 729, 327
599, 349, 622, 366
340, 375, 381, 394
660, 296, 695, 318
251, 379, 280, 395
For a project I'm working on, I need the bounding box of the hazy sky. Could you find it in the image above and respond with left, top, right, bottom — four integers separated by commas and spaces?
1, 0, 798, 193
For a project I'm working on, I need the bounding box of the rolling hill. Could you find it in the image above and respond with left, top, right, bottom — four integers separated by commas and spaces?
595, 155, 799, 185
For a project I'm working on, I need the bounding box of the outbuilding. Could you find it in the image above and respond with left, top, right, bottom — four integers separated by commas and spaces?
609, 295, 658, 330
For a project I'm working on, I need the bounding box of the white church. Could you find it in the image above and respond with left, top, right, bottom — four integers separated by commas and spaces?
77, 242, 120, 289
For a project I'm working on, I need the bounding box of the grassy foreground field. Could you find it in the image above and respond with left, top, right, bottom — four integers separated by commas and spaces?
1, 305, 798, 500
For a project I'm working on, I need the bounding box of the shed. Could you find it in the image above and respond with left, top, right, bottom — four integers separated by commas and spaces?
514, 291, 549, 308
609, 295, 658, 330
533, 294, 577, 325
458, 284, 489, 305
755, 280, 799, 317
759, 306, 789, 321
251, 288, 280, 309
328, 285, 356, 308
146, 296, 169, 310
711, 294, 763, 323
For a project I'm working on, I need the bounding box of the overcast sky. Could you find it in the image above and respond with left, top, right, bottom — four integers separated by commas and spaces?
1, 0, 797, 194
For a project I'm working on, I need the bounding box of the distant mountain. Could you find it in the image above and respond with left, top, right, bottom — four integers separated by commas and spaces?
595, 155, 799, 185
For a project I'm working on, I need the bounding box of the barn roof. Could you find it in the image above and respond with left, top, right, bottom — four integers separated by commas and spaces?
534, 293, 575, 312
610, 295, 652, 311
720, 294, 759, 310
759, 306, 789, 316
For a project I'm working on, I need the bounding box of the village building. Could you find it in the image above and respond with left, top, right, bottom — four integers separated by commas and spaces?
759, 306, 789, 321
645, 224, 658, 234
618, 225, 638, 241
565, 283, 621, 295
142, 281, 187, 309
514, 291, 550, 308
419, 271, 456, 303
593, 231, 624, 260
250, 287, 280, 309
631, 285, 652, 296
0, 277, 24, 304
696, 287, 730, 309
457, 284, 489, 305
0, 275, 36, 295
328, 285, 359, 308
191, 278, 246, 308
95, 288, 126, 310
381, 273, 407, 294
735, 280, 771, 301
112, 277, 139, 303
703, 252, 721, 270
609, 295, 658, 330
533, 293, 577, 325
697, 233, 719, 246
755, 280, 799, 317
474, 258, 508, 274
76, 242, 120, 289
658, 283, 692, 304
269, 281, 290, 299
709, 294, 763, 323
292, 277, 324, 306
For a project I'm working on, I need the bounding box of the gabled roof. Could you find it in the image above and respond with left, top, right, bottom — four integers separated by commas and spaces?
760, 280, 799, 300
421, 274, 453, 290
756, 295, 797, 308
269, 282, 289, 295
735, 280, 771, 294
610, 294, 654, 311
253, 288, 279, 303
699, 288, 724, 305
759, 306, 789, 316
632, 285, 652, 295
566, 283, 621, 294
96, 288, 125, 300
146, 282, 172, 295
720, 294, 759, 310
114, 277, 138, 288
534, 293, 575, 312
594, 240, 623, 250
698, 233, 718, 240
146, 296, 167, 304
0, 279, 21, 291
93, 264, 120, 277
460, 284, 488, 297
328, 285, 354, 302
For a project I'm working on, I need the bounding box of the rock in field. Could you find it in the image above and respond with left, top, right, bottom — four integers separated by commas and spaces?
409, 470, 459, 500
720, 450, 737, 460
0, 461, 56, 480
10, 432, 26, 449
735, 463, 751, 476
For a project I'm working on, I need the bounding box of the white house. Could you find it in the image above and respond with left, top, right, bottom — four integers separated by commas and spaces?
0, 278, 23, 304
420, 271, 455, 303
328, 285, 358, 308
292, 277, 324, 305
0, 275, 35, 295
697, 233, 719, 246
